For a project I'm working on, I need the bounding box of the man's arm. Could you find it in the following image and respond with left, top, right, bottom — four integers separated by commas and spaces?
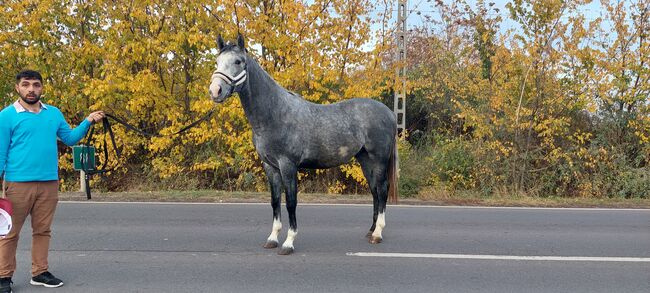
57, 115, 90, 146
56, 110, 105, 146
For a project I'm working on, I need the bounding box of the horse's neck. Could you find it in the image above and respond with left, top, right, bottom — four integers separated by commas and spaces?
239, 58, 293, 130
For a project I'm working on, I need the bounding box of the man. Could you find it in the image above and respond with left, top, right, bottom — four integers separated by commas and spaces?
0, 70, 105, 292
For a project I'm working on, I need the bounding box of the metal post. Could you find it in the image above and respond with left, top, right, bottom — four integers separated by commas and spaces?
394, 0, 407, 134
393, 0, 408, 181
80, 170, 87, 193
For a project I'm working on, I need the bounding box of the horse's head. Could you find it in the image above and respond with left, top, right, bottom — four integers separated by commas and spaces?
209, 34, 248, 103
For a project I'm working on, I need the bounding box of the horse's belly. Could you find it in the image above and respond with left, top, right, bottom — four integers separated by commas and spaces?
298, 157, 353, 169
297, 145, 358, 169
298, 158, 333, 169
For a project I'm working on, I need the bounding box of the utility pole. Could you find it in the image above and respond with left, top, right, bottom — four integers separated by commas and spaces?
392, 0, 407, 183
394, 0, 407, 134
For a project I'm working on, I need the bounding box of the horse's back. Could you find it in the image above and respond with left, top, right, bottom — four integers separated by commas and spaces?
338, 98, 396, 141
321, 98, 396, 156
308, 98, 395, 128
341, 98, 396, 127
288, 98, 395, 168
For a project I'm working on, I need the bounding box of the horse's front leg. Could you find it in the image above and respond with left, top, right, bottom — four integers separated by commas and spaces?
278, 161, 298, 255
263, 162, 283, 249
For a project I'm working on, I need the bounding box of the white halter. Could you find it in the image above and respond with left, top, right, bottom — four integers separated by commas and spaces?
211, 69, 247, 87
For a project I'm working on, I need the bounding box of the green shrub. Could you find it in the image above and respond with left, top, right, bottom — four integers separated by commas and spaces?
396, 137, 431, 198
427, 135, 477, 190
613, 168, 650, 199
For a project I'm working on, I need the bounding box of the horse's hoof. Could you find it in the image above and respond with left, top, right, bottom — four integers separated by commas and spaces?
263, 240, 278, 249
365, 231, 373, 238
369, 236, 382, 244
278, 247, 294, 255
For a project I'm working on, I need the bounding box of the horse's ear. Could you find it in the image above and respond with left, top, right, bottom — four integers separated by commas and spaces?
217, 35, 226, 52
237, 33, 245, 50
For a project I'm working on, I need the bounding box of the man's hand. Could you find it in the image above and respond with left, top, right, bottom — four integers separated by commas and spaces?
86, 111, 106, 124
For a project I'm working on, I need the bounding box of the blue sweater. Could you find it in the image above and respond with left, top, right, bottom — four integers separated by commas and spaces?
0, 102, 91, 182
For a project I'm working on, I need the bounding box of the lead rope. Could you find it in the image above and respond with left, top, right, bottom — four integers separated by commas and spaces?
80, 118, 120, 199
79, 109, 216, 199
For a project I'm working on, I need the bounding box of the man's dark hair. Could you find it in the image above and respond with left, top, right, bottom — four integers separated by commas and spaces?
16, 70, 43, 83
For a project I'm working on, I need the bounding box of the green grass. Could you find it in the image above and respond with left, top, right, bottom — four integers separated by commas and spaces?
59, 189, 650, 208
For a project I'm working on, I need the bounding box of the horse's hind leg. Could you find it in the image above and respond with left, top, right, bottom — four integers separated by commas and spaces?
356, 150, 388, 244
356, 150, 378, 238
263, 162, 283, 249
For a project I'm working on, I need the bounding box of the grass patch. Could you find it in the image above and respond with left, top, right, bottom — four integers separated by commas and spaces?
59, 189, 650, 208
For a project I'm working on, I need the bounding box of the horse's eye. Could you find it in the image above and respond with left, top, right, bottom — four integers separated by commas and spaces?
235, 60, 241, 65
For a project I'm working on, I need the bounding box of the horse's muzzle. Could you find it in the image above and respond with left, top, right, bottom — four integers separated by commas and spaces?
209, 84, 226, 103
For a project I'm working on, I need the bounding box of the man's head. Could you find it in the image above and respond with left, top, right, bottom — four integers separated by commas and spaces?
15, 70, 43, 105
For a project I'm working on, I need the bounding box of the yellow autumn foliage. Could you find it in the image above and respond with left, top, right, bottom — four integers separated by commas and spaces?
0, 0, 394, 194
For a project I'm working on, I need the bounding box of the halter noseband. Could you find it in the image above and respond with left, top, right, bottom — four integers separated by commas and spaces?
211, 59, 248, 95
212, 69, 247, 87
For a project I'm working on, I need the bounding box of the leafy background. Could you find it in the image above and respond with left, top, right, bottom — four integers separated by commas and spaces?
0, 0, 647, 199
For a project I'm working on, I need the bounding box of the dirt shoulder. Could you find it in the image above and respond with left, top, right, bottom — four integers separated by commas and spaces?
58, 190, 650, 209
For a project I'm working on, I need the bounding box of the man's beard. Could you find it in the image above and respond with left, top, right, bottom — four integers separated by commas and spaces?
20, 94, 40, 105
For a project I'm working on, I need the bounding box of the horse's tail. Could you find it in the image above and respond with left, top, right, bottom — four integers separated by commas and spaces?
388, 134, 399, 204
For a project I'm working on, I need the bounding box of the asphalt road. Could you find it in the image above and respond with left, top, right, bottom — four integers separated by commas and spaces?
9, 202, 650, 293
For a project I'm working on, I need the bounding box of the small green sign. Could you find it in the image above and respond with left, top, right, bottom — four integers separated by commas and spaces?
72, 145, 96, 171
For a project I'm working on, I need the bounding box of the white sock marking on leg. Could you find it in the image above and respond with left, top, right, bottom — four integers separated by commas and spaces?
282, 229, 298, 249
267, 218, 282, 243
372, 212, 385, 239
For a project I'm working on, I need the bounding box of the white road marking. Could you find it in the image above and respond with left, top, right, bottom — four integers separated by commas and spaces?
347, 252, 650, 262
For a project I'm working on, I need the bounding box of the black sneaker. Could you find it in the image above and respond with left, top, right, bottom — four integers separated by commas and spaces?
0, 277, 12, 293
30, 271, 63, 288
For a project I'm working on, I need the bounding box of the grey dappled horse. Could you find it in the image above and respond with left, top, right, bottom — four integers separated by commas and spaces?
208, 34, 398, 255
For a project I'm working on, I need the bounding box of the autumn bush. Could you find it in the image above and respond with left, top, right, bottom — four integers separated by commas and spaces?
1, 0, 647, 199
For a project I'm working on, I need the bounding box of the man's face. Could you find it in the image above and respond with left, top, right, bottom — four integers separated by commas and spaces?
15, 78, 43, 105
